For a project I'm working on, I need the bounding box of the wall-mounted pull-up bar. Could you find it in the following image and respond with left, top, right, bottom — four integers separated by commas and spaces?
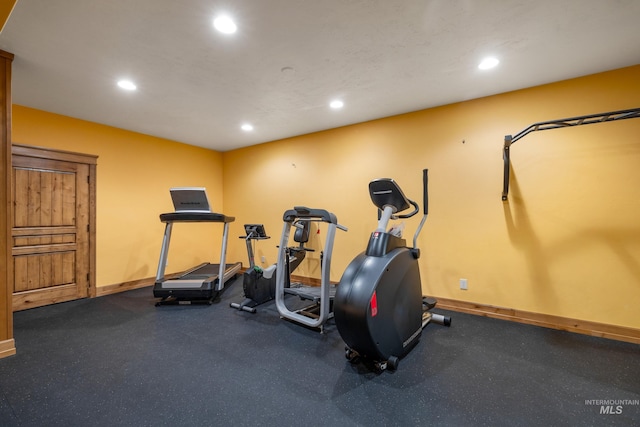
501, 107, 640, 201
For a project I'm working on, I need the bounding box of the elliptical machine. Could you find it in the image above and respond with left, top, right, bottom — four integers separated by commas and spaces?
230, 222, 310, 313
334, 169, 451, 371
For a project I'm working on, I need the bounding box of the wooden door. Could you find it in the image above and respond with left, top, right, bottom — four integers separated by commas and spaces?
11, 144, 96, 311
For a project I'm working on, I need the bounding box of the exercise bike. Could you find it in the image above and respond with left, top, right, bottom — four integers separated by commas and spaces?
230, 222, 310, 313
334, 169, 451, 371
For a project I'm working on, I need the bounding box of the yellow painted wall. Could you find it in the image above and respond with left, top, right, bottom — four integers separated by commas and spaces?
0, 0, 18, 33
12, 106, 225, 287
223, 65, 640, 329
10, 65, 640, 330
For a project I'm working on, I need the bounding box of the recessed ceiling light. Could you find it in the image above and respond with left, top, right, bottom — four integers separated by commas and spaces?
478, 57, 499, 70
213, 15, 237, 34
330, 100, 344, 109
117, 80, 137, 91
241, 123, 253, 132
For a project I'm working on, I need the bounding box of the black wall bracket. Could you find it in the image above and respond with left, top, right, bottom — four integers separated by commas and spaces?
502, 108, 640, 201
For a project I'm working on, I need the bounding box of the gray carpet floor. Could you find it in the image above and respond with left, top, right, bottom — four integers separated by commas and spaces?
1, 279, 639, 426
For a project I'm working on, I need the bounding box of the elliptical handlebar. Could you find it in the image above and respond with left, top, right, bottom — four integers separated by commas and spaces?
423, 169, 428, 215
412, 168, 429, 250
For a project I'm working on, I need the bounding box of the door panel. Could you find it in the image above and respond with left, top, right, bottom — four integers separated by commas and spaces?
11, 148, 95, 311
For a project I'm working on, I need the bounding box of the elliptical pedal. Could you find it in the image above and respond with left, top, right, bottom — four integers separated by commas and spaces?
422, 296, 437, 310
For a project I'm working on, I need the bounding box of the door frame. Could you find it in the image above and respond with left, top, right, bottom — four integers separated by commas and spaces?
11, 143, 97, 300
1, 49, 13, 358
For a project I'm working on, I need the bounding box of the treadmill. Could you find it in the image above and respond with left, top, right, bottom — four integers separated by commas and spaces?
153, 191, 241, 305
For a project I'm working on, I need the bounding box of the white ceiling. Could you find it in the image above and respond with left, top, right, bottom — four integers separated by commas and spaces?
1, 0, 639, 152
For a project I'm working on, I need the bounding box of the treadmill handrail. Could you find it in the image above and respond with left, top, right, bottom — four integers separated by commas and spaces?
160, 212, 235, 223
154, 213, 236, 293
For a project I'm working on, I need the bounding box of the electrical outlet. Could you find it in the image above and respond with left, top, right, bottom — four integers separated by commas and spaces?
460, 278, 468, 290
261, 256, 266, 263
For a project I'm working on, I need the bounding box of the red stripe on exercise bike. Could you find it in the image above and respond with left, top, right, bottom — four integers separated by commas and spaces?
370, 291, 378, 317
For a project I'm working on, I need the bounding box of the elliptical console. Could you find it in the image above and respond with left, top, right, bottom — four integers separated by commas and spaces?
334, 169, 450, 371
